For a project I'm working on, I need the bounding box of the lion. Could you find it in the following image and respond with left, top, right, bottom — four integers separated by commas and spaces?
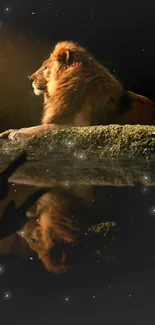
17, 186, 94, 273
0, 183, 93, 273
1, 40, 155, 140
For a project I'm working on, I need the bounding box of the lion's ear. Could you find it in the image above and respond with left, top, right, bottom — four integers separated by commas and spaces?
57, 49, 71, 64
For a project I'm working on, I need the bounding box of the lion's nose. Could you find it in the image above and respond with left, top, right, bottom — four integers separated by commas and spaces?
29, 74, 34, 81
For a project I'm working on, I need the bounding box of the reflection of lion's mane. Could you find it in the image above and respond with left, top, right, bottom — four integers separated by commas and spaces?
18, 188, 89, 273
30, 40, 155, 127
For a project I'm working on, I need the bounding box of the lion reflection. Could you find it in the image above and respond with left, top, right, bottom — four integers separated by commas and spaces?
16, 186, 94, 273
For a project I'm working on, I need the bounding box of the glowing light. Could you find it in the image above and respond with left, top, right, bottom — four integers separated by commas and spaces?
65, 140, 76, 148
141, 186, 149, 194
149, 206, 155, 216
63, 181, 70, 187
144, 175, 151, 182
73, 152, 87, 160
29, 257, 33, 260
3, 290, 12, 301
4, 6, 12, 14
64, 296, 71, 303
0, 265, 4, 274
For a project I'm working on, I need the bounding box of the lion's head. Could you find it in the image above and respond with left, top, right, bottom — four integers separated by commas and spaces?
30, 41, 89, 95
30, 41, 123, 125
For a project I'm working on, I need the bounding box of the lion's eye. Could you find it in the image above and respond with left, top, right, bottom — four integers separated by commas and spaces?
44, 66, 48, 70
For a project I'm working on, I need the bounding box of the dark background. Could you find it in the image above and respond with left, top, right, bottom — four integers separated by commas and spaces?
1, 0, 155, 324
0, 0, 155, 131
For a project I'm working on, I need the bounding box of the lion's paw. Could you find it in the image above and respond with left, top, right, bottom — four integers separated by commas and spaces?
8, 131, 22, 140
0, 129, 18, 140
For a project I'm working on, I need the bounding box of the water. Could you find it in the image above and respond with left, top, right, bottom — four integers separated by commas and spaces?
0, 178, 155, 323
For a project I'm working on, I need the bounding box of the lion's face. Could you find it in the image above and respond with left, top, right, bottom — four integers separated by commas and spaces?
30, 61, 51, 96
30, 41, 88, 97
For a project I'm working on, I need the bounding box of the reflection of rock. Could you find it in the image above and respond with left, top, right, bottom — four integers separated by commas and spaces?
0, 125, 155, 186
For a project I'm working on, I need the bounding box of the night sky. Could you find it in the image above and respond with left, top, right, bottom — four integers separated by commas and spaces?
1, 0, 155, 324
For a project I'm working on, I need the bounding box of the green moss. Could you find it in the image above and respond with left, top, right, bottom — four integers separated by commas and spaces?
89, 221, 116, 234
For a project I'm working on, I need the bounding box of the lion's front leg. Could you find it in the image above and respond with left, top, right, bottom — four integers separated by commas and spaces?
8, 126, 47, 140
0, 124, 68, 140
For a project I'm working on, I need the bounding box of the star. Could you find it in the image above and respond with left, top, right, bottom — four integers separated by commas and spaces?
4, 6, 12, 14
64, 296, 71, 303
3, 291, 12, 301
141, 186, 149, 195
149, 206, 155, 216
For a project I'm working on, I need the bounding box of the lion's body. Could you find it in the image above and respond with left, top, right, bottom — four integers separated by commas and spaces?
30, 41, 155, 128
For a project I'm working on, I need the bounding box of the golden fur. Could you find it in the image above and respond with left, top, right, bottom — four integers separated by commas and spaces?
30, 40, 155, 127
17, 186, 92, 273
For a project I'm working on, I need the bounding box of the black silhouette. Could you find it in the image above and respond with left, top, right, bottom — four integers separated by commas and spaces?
0, 152, 27, 201
0, 152, 48, 239
0, 188, 49, 239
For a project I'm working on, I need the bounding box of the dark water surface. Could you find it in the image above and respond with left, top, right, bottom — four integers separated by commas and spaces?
0, 179, 155, 324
